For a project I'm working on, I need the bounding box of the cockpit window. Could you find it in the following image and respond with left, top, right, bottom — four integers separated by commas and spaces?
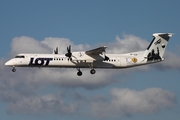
15, 55, 25, 58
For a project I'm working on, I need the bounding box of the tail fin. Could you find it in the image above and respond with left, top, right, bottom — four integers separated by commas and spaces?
144, 33, 173, 61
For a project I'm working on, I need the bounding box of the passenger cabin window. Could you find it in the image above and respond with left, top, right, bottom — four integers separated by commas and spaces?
15, 55, 25, 58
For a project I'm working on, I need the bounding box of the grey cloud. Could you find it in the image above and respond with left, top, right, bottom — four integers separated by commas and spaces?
3, 92, 77, 115
106, 34, 149, 54
42, 37, 90, 54
1, 59, 76, 115
156, 51, 180, 70
11, 36, 90, 56
11, 36, 51, 56
30, 68, 121, 89
90, 88, 176, 118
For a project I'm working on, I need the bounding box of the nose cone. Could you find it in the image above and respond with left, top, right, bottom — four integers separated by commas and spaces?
5, 60, 14, 66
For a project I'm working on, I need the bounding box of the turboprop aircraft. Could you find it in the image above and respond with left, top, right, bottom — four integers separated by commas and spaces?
5, 33, 173, 76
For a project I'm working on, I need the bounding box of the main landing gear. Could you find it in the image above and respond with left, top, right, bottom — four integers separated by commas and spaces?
76, 63, 96, 76
88, 63, 96, 75
77, 68, 82, 76
76, 68, 96, 76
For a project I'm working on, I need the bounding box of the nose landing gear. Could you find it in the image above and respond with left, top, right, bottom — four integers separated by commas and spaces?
12, 67, 16, 72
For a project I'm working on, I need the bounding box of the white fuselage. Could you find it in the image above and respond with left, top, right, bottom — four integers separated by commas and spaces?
5, 51, 161, 69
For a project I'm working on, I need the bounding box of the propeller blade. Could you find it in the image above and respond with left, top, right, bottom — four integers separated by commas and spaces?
69, 45, 71, 52
65, 45, 72, 59
54, 47, 58, 54
67, 45, 71, 53
67, 46, 69, 52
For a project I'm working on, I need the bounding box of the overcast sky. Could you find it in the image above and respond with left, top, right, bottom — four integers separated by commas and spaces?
0, 1, 180, 120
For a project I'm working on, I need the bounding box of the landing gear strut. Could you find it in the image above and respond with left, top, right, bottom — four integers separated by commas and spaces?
12, 67, 16, 72
88, 63, 96, 75
76, 68, 82, 76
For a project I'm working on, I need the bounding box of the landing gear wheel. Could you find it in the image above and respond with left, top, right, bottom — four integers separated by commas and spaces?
77, 71, 82, 76
90, 69, 96, 74
12, 68, 16, 72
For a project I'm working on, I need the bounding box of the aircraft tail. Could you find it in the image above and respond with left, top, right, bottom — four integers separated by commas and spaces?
144, 33, 173, 61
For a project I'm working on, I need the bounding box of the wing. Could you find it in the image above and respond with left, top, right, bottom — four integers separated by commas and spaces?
85, 46, 107, 55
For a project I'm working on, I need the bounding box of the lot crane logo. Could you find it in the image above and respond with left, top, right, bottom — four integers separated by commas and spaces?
132, 57, 138, 63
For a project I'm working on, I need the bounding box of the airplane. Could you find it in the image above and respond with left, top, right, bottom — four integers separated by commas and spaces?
5, 33, 173, 76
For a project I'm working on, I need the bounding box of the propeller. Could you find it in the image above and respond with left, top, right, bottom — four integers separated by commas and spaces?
65, 45, 72, 60
54, 47, 58, 54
